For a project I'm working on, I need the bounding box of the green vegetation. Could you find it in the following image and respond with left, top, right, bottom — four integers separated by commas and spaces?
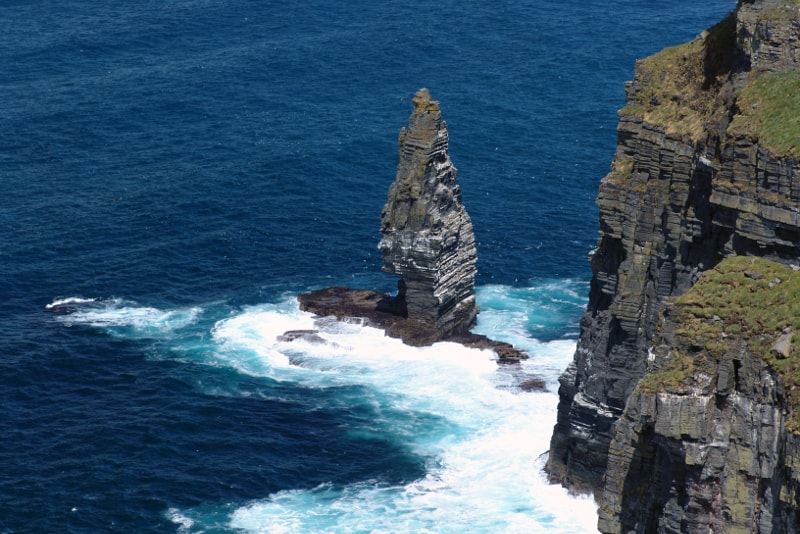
760, 0, 800, 22
619, 11, 737, 140
639, 352, 696, 393
618, 5, 800, 156
605, 156, 633, 185
619, 38, 708, 139
729, 70, 800, 157
641, 256, 800, 431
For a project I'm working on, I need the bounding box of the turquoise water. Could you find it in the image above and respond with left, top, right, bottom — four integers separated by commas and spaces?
2, 1, 733, 531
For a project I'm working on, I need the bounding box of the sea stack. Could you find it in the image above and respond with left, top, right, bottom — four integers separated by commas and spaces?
297, 90, 525, 360
378, 88, 479, 338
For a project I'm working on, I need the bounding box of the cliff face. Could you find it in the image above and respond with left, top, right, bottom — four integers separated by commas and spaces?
601, 345, 800, 533
599, 257, 800, 532
379, 88, 479, 338
546, 0, 800, 528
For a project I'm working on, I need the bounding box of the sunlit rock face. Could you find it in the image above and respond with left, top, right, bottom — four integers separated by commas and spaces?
378, 88, 478, 338
547, 1, 800, 529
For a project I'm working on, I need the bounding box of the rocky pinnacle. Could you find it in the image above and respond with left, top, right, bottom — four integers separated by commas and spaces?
378, 88, 478, 338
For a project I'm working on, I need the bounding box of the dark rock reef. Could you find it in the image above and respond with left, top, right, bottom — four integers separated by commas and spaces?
299, 89, 527, 364
545, 0, 800, 530
297, 286, 526, 363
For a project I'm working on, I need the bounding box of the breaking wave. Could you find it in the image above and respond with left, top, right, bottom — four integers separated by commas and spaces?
49, 281, 597, 532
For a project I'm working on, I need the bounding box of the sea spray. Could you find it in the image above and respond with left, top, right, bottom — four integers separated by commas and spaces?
47, 297, 202, 338
171, 284, 596, 532
50, 285, 598, 532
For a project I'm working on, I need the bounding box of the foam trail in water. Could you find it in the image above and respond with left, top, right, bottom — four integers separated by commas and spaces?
44, 296, 98, 310
223, 335, 595, 532
47, 296, 202, 338
173, 282, 597, 533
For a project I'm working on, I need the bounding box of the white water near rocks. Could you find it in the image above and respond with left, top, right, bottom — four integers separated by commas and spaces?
50, 283, 598, 532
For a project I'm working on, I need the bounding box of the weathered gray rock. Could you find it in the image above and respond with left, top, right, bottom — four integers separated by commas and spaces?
737, 0, 800, 73
599, 317, 800, 534
297, 92, 529, 362
772, 330, 793, 360
547, 0, 800, 525
378, 88, 478, 338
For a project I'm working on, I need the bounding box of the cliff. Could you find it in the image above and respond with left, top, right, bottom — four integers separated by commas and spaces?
546, 0, 800, 530
599, 256, 800, 532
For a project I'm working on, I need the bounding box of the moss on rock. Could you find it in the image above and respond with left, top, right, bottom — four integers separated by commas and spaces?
643, 256, 800, 430
730, 69, 800, 157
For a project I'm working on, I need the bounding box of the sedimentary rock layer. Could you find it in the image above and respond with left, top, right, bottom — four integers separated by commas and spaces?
298, 90, 528, 362
598, 257, 800, 533
546, 0, 800, 529
378, 88, 479, 338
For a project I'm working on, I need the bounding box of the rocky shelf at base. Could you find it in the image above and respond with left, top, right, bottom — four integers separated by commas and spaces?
285, 90, 532, 378
296, 285, 530, 366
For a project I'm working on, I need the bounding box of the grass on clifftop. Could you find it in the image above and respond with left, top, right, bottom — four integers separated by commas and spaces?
620, 11, 737, 140
760, 0, 800, 21
620, 38, 707, 139
730, 69, 800, 157
619, 5, 800, 155
642, 256, 800, 431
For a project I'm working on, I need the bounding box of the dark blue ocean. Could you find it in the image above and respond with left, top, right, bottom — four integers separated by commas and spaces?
2, 1, 732, 532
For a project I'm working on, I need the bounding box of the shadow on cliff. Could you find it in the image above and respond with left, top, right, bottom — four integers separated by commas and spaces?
617, 425, 690, 532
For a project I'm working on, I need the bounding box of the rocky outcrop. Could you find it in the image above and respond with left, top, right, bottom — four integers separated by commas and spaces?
378, 88, 479, 339
546, 0, 800, 527
598, 257, 800, 533
297, 285, 527, 362
599, 349, 800, 533
737, 0, 800, 73
298, 90, 528, 362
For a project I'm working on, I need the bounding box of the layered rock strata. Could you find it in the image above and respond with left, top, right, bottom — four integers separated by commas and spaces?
298, 90, 527, 362
599, 257, 800, 533
546, 0, 800, 528
378, 88, 479, 339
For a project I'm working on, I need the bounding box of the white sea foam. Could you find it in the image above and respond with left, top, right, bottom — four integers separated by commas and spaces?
179, 285, 598, 533
167, 508, 195, 532
49, 296, 201, 338
58, 285, 597, 532
222, 326, 596, 532
44, 296, 98, 310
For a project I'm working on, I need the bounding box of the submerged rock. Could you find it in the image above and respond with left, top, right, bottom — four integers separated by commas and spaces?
378, 88, 479, 339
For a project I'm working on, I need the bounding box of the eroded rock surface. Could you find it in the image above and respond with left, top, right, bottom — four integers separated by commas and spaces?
298, 90, 528, 364
599, 259, 800, 533
378, 88, 479, 339
546, 1, 800, 528
297, 286, 529, 364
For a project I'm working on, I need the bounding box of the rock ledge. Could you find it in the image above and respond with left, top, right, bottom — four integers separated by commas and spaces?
298, 285, 527, 363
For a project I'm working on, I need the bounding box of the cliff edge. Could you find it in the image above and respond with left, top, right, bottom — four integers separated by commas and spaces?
546, 0, 800, 530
